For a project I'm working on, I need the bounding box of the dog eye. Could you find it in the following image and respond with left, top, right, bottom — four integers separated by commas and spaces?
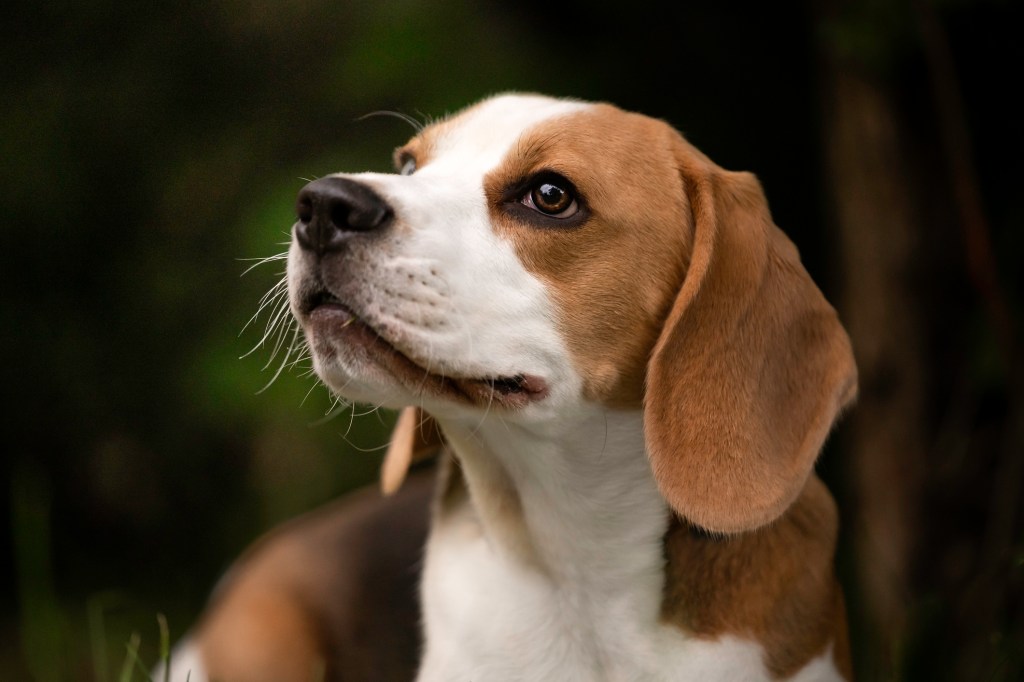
521, 179, 578, 218
399, 156, 417, 176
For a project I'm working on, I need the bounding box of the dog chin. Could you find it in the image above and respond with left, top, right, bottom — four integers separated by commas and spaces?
308, 351, 409, 408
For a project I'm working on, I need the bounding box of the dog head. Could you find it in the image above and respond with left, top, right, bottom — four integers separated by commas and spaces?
287, 94, 856, 533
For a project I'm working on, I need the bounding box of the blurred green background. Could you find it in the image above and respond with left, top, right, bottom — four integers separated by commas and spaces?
2, 0, 1021, 680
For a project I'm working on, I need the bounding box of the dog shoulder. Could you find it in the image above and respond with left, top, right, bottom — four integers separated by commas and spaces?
184, 467, 435, 682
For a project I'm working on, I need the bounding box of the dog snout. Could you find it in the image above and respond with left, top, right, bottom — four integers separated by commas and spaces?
294, 177, 392, 254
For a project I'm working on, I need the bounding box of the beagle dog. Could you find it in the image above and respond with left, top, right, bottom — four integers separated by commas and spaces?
163, 94, 857, 681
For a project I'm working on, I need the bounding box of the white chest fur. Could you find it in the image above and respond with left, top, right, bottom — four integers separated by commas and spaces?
415, 410, 837, 682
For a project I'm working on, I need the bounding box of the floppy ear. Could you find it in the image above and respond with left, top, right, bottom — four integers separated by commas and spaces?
381, 407, 444, 495
644, 140, 857, 534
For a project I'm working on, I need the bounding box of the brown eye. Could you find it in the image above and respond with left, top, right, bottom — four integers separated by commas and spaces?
521, 179, 578, 218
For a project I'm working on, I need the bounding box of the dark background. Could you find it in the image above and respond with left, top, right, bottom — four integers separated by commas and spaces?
2, 0, 1021, 679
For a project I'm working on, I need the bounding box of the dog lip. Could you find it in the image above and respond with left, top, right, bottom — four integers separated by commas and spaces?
454, 373, 549, 406
302, 289, 346, 316
305, 297, 548, 408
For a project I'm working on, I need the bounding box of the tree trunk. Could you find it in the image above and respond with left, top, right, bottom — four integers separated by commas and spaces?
818, 38, 930, 679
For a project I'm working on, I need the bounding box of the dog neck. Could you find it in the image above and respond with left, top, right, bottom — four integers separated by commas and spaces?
434, 408, 670, 583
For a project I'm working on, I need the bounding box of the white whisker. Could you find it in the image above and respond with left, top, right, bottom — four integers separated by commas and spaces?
240, 282, 288, 345
310, 398, 352, 426
357, 110, 425, 133
238, 253, 288, 277
256, 326, 302, 393
336, 436, 391, 455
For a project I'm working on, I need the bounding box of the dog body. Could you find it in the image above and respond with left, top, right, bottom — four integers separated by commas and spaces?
166, 94, 856, 681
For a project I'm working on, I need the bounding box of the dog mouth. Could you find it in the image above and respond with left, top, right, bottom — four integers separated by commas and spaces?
300, 290, 548, 409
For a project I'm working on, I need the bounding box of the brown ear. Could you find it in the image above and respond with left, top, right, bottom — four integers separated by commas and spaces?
381, 407, 444, 495
644, 140, 857, 533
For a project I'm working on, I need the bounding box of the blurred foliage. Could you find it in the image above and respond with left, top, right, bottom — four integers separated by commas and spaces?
1, 0, 1020, 680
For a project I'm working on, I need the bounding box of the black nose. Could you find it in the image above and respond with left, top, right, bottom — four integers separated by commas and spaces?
294, 177, 392, 253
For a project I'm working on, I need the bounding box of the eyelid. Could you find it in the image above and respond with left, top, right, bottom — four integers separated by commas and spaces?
502, 170, 576, 201
396, 153, 417, 175
394, 148, 417, 172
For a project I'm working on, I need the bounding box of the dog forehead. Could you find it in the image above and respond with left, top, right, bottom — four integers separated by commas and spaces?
425, 94, 591, 173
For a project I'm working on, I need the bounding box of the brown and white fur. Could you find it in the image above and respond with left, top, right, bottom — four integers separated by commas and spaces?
162, 94, 857, 681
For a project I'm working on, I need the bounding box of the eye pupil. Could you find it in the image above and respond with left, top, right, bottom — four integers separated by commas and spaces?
533, 183, 570, 213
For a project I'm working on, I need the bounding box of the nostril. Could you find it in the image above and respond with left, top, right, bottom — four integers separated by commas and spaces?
344, 203, 390, 232
329, 203, 352, 231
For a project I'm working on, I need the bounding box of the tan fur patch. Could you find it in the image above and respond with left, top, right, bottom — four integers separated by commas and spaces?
483, 105, 692, 406
196, 548, 328, 682
661, 476, 851, 680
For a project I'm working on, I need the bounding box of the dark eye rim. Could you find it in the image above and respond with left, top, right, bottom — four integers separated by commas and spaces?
501, 170, 589, 229
397, 154, 417, 175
